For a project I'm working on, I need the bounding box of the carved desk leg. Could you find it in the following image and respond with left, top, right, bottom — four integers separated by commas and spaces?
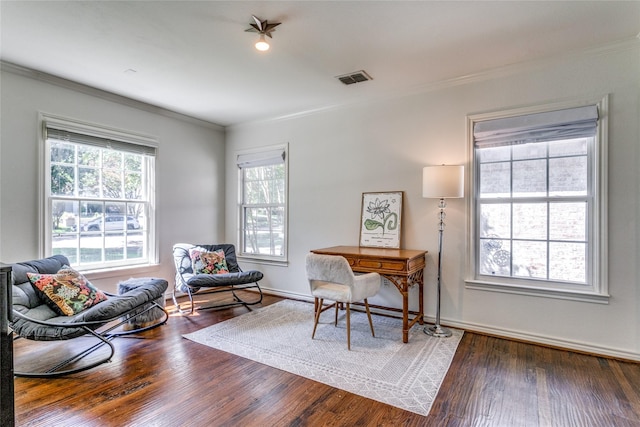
409, 269, 425, 326
393, 272, 426, 343
382, 275, 411, 343
400, 276, 410, 343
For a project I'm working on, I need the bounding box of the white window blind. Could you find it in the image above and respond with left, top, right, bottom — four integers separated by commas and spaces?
237, 148, 286, 168
45, 127, 157, 156
474, 105, 598, 147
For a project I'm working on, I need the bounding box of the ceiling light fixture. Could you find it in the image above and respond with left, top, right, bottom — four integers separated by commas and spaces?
255, 34, 270, 51
245, 15, 281, 52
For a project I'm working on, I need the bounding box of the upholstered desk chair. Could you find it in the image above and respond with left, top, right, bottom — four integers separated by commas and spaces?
305, 253, 381, 350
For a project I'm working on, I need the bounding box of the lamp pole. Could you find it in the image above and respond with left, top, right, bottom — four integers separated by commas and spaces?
421, 164, 464, 339
424, 198, 452, 337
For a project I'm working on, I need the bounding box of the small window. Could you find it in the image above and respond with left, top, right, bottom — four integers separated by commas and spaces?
43, 115, 157, 271
467, 100, 608, 301
237, 145, 288, 262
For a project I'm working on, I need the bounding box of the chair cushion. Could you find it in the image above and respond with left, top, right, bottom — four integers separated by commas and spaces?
26, 266, 108, 316
12, 254, 74, 313
10, 255, 168, 341
186, 270, 264, 287
189, 247, 230, 275
173, 243, 263, 293
12, 277, 168, 341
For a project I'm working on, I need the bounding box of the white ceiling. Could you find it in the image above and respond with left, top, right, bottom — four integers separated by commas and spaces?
1, 1, 639, 127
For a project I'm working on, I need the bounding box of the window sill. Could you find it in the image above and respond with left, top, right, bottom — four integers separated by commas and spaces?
80, 263, 162, 281
237, 255, 288, 267
465, 279, 610, 304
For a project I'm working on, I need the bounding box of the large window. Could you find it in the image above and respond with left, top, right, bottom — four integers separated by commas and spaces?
468, 101, 608, 301
237, 145, 288, 262
43, 115, 157, 271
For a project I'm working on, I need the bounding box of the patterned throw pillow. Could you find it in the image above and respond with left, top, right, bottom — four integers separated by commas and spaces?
27, 266, 108, 316
189, 247, 230, 275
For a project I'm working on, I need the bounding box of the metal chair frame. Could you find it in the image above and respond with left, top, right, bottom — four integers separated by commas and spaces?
171, 282, 263, 315
12, 297, 168, 378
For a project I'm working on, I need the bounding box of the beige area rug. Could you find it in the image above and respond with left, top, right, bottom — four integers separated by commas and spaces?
183, 299, 463, 416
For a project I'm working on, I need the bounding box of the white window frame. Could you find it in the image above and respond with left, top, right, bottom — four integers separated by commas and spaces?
236, 143, 289, 265
465, 97, 609, 303
40, 113, 158, 272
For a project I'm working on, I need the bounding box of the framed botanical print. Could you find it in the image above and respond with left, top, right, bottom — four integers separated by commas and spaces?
359, 191, 403, 248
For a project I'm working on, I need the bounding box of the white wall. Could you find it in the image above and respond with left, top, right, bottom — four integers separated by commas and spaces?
2, 41, 637, 360
225, 42, 640, 360
0, 69, 226, 294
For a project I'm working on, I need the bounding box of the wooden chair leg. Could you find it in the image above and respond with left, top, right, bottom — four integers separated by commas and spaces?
346, 302, 351, 351
312, 298, 323, 339
364, 298, 375, 337
334, 302, 339, 326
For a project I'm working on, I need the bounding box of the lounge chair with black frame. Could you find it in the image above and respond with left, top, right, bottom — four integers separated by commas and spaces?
172, 243, 264, 314
10, 255, 168, 378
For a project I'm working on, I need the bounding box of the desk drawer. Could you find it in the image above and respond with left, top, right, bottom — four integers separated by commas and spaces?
356, 259, 406, 272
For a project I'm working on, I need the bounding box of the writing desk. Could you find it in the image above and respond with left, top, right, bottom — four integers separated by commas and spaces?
310, 246, 426, 343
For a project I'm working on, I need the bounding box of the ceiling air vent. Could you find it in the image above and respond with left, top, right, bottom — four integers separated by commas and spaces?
336, 70, 372, 85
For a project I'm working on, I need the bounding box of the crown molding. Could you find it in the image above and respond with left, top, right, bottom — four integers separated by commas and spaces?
230, 35, 640, 130
0, 61, 225, 131
4, 34, 637, 132
418, 35, 640, 93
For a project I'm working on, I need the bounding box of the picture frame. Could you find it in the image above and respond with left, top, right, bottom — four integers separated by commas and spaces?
359, 191, 403, 248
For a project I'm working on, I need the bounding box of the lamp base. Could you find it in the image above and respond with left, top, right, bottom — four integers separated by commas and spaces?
423, 324, 452, 338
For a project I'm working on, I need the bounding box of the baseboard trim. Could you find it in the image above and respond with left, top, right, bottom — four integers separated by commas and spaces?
439, 319, 640, 363
260, 287, 640, 363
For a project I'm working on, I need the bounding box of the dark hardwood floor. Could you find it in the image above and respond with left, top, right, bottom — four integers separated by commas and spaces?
12, 293, 640, 426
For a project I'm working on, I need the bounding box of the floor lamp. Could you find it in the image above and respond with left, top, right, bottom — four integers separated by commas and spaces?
422, 165, 464, 338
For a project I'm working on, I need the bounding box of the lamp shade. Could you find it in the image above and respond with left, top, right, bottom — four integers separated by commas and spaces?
422, 165, 464, 198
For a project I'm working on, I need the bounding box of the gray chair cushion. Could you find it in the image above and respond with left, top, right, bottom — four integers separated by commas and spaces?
173, 243, 263, 293
10, 255, 168, 341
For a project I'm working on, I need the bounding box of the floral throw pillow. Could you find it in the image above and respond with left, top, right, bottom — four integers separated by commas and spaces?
189, 247, 230, 275
27, 266, 108, 316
